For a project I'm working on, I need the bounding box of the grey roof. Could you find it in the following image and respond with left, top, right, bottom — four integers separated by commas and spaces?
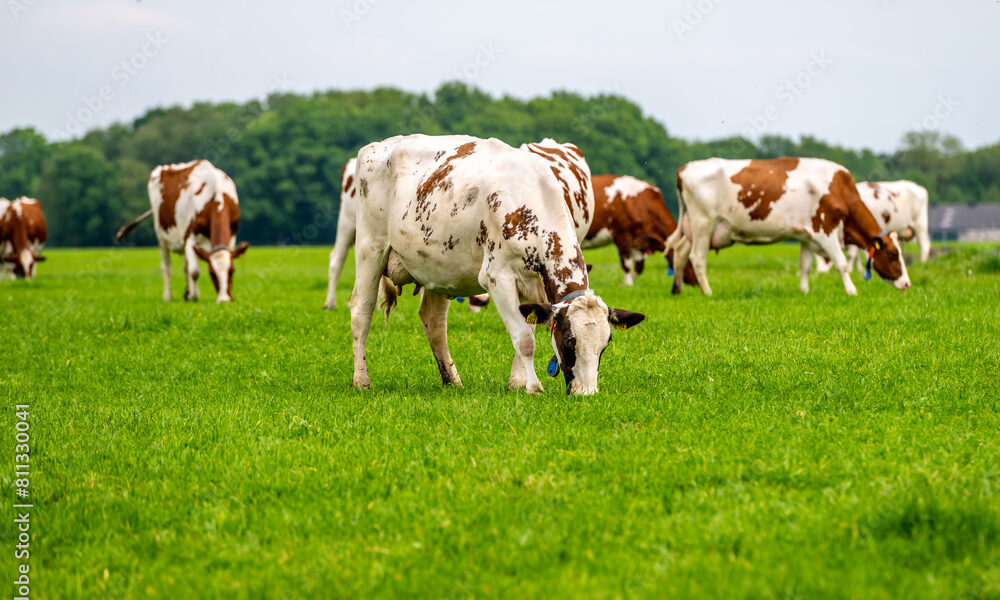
928, 204, 1000, 231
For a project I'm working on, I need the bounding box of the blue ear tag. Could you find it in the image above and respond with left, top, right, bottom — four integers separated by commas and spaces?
667, 267, 675, 276
456, 297, 465, 303
864, 258, 873, 281
547, 355, 560, 377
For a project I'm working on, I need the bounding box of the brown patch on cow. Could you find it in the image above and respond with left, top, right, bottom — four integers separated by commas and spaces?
881, 210, 892, 225
502, 206, 539, 241
812, 170, 854, 236
195, 182, 206, 196
526, 144, 591, 226
343, 175, 354, 194
442, 234, 456, 253
730, 157, 800, 221
476, 221, 489, 246
156, 161, 200, 230
869, 182, 881, 199
487, 192, 501, 212
415, 142, 477, 216
545, 231, 563, 262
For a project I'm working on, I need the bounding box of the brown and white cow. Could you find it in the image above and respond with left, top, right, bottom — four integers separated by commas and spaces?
0, 197, 47, 279
114, 160, 249, 302
583, 174, 697, 286
350, 134, 644, 395
815, 180, 931, 274
666, 157, 909, 295
326, 139, 594, 311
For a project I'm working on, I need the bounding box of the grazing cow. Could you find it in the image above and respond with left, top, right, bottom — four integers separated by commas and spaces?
0, 197, 47, 279
114, 160, 249, 302
326, 139, 594, 311
583, 174, 697, 286
667, 157, 910, 295
815, 180, 931, 273
350, 134, 644, 395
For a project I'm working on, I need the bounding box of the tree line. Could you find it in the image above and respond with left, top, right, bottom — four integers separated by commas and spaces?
1, 82, 997, 247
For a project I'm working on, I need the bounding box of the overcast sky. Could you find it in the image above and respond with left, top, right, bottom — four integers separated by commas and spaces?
2, 0, 997, 152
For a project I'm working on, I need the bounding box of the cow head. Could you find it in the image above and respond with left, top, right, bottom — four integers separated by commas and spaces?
194, 241, 250, 302
867, 232, 910, 290
4, 249, 44, 279
519, 292, 645, 395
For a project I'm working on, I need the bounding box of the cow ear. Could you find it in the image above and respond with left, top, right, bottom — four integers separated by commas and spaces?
586, 263, 594, 273
608, 308, 645, 330
193, 246, 211, 262
519, 303, 554, 325
873, 238, 883, 250
232, 241, 250, 258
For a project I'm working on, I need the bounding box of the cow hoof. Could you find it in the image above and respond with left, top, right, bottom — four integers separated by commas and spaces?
353, 375, 371, 390
323, 301, 336, 311
671, 284, 682, 295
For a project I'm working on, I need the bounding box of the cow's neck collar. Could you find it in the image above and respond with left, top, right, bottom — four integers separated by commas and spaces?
555, 290, 587, 306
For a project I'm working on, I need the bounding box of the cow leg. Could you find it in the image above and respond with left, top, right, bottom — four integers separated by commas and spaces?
489, 276, 542, 393
419, 289, 462, 386
633, 250, 645, 275
159, 241, 172, 302
688, 218, 714, 296
843, 245, 859, 272
323, 221, 355, 310
671, 234, 692, 295
916, 217, 931, 263
349, 245, 389, 390
799, 244, 814, 293
814, 237, 856, 296
618, 245, 635, 286
183, 238, 200, 301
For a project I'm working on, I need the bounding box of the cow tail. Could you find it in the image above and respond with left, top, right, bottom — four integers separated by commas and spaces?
664, 172, 687, 258
379, 276, 400, 322
113, 209, 153, 244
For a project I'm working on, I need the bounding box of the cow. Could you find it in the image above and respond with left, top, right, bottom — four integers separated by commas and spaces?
114, 160, 249, 303
0, 197, 47, 279
815, 180, 930, 273
666, 157, 910, 296
349, 134, 644, 395
583, 174, 697, 286
325, 139, 594, 311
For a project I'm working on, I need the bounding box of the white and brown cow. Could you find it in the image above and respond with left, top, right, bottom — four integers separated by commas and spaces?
583, 174, 698, 286
114, 160, 249, 302
0, 197, 47, 279
325, 139, 594, 311
349, 134, 644, 395
667, 157, 910, 295
815, 180, 930, 273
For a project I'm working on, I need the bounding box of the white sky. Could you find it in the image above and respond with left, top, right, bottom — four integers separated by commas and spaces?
1, 0, 997, 152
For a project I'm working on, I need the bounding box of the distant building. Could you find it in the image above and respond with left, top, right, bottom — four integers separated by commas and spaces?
928, 204, 1000, 242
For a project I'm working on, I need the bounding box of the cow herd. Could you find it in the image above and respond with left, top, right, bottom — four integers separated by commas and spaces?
3, 133, 932, 395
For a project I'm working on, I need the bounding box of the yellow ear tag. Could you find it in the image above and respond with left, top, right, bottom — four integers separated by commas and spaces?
526, 312, 537, 325
874, 240, 883, 250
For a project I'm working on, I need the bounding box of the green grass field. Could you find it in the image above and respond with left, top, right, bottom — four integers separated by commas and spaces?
2, 243, 999, 599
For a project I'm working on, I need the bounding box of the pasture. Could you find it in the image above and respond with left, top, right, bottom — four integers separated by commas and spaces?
2, 243, 999, 599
